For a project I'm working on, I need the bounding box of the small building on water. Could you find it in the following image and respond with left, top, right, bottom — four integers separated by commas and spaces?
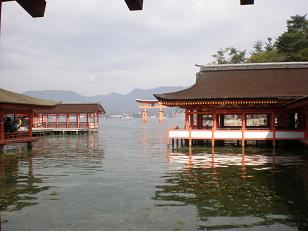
33, 103, 105, 134
154, 62, 308, 147
0, 88, 60, 152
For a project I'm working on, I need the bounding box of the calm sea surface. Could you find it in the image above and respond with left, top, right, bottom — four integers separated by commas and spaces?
1, 118, 308, 231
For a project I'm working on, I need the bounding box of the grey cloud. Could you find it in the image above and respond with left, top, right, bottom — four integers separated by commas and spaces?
0, 0, 307, 95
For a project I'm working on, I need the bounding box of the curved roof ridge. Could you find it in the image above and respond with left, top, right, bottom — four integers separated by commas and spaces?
199, 62, 308, 72
0, 88, 61, 106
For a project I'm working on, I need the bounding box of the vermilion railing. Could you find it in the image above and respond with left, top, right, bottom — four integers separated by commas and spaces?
4, 131, 31, 139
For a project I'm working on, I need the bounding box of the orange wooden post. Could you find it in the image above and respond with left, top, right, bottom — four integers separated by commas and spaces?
158, 109, 164, 122
46, 113, 48, 128
189, 127, 192, 147
188, 147, 193, 168
136, 100, 166, 123
96, 113, 99, 128
167, 128, 170, 146
199, 114, 203, 129
29, 113, 33, 138
86, 113, 89, 128
0, 113, 4, 141
242, 113, 246, 148
271, 112, 276, 147
56, 113, 59, 128
211, 145, 215, 163
40, 113, 43, 127
77, 113, 80, 128
185, 110, 189, 129
212, 113, 217, 147
142, 109, 147, 122
66, 113, 69, 128
190, 112, 194, 129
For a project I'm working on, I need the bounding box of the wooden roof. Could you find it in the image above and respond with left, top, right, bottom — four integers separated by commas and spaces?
124, 0, 253, 11
124, 0, 143, 10
0, 88, 61, 107
34, 103, 106, 114
135, 99, 159, 104
286, 96, 308, 110
154, 62, 308, 103
2, 0, 46, 17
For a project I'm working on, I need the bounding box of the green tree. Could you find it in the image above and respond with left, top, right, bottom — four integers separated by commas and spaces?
287, 14, 308, 32
212, 48, 229, 64
212, 47, 247, 64
252, 40, 263, 53
211, 14, 308, 64
228, 47, 247, 64
248, 49, 285, 63
264, 37, 274, 51
275, 14, 308, 61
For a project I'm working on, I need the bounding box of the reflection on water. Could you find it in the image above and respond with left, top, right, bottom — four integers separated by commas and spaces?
0, 133, 103, 222
0, 119, 308, 231
156, 147, 308, 230
0, 157, 48, 212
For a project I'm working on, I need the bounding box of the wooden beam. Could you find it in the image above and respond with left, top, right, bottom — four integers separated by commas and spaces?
240, 0, 254, 5
124, 0, 143, 11
16, 0, 46, 17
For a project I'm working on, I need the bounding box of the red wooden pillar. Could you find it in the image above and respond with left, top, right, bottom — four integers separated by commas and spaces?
40, 113, 43, 127
46, 113, 48, 128
96, 113, 99, 128
189, 127, 192, 147
190, 111, 194, 129
212, 113, 217, 147
197, 113, 203, 129
185, 110, 189, 129
92, 113, 96, 128
142, 109, 147, 122
86, 113, 89, 128
158, 109, 164, 122
271, 112, 276, 147
167, 128, 171, 146
66, 113, 69, 128
29, 113, 33, 137
77, 113, 80, 128
56, 114, 59, 128
242, 113, 246, 148
0, 113, 4, 141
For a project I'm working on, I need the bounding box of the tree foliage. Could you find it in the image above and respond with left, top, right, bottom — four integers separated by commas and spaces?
211, 14, 308, 64
276, 14, 308, 61
212, 47, 247, 64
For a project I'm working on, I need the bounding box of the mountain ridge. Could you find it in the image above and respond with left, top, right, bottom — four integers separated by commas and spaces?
23, 86, 186, 114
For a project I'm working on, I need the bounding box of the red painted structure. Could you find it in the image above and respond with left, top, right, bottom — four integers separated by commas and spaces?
33, 103, 105, 131
154, 62, 308, 147
136, 99, 166, 122
0, 88, 60, 152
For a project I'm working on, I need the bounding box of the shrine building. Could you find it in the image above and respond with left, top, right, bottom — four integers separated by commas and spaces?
33, 103, 105, 134
0, 88, 60, 152
154, 62, 308, 147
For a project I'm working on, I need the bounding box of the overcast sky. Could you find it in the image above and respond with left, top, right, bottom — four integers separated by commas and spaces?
0, 0, 307, 96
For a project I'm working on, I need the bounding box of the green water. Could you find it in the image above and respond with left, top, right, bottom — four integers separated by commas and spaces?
0, 118, 307, 231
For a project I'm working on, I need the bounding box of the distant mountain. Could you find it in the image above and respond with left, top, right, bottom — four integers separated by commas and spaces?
23, 86, 186, 114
